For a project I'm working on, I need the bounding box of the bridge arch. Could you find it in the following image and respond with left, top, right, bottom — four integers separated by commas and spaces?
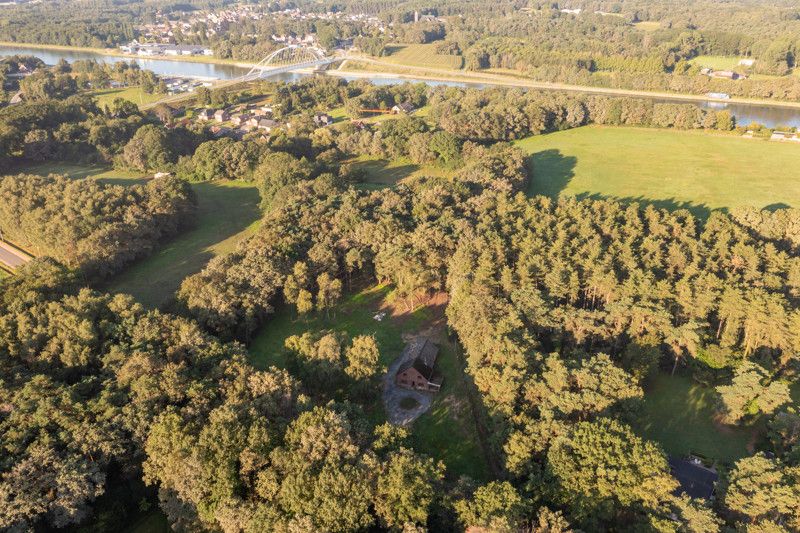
243, 45, 332, 80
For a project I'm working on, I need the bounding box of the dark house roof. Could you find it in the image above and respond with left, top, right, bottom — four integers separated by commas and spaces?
669, 457, 718, 500
398, 338, 440, 381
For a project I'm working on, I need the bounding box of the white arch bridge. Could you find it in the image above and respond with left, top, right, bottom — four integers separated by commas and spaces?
239, 45, 336, 80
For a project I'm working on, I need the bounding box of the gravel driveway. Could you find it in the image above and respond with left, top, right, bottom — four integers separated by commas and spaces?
382, 346, 434, 426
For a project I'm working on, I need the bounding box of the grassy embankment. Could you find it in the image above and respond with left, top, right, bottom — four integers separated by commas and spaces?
517, 125, 800, 217
249, 285, 491, 481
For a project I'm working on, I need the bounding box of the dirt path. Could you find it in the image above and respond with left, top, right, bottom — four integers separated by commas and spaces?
0, 241, 32, 270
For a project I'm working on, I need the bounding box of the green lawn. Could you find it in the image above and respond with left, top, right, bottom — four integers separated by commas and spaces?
104, 180, 261, 308
633, 373, 755, 464
517, 126, 800, 217
249, 285, 491, 480
91, 86, 164, 109
382, 44, 464, 70
410, 340, 491, 481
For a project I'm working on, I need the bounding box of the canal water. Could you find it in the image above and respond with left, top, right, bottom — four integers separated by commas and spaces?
3, 44, 800, 128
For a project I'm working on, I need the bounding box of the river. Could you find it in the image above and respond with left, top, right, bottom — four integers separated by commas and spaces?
4, 43, 800, 128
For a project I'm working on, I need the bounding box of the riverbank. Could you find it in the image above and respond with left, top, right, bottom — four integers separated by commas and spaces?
0, 41, 261, 70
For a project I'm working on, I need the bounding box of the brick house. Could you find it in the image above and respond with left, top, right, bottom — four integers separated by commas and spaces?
396, 339, 442, 392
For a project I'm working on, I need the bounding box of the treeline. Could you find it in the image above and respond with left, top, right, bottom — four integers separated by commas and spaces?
427, 86, 735, 142
0, 0, 138, 47
0, 174, 196, 277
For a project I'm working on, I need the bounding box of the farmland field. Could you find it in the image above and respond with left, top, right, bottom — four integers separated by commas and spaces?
517, 125, 800, 217
382, 43, 464, 70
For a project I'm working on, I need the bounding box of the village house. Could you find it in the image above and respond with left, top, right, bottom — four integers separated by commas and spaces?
395, 339, 442, 392
214, 109, 230, 123
196, 108, 214, 121
391, 102, 416, 114
313, 113, 333, 126
257, 118, 281, 132
231, 113, 251, 126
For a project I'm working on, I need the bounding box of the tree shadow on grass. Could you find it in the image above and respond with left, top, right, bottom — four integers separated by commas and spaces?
102, 181, 261, 308
354, 159, 420, 187
763, 202, 792, 212
526, 149, 577, 198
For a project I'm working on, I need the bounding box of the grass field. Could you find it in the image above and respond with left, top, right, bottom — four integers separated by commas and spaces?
517, 126, 800, 217
249, 285, 491, 480
382, 44, 464, 70
105, 180, 261, 308
91, 86, 164, 108
633, 374, 756, 464
689, 55, 747, 71
633, 21, 662, 32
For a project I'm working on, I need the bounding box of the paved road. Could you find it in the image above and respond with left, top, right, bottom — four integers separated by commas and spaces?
0, 241, 30, 270
382, 341, 434, 426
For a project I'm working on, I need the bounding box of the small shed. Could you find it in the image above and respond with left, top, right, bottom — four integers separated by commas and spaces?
396, 339, 442, 392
